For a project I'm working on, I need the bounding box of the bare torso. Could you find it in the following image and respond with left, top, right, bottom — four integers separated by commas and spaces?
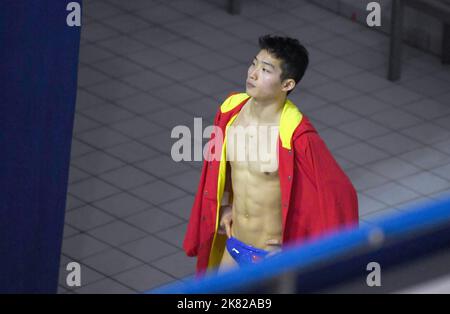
218, 98, 283, 271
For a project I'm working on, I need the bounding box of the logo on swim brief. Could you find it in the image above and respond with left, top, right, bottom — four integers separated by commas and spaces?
251, 255, 262, 263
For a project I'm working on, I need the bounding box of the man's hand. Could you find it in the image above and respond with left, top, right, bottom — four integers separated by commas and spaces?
218, 205, 233, 238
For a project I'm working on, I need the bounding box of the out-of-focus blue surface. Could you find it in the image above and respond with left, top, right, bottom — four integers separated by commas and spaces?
148, 197, 450, 294
0, 0, 81, 293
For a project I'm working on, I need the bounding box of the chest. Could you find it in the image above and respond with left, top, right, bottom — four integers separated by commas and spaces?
226, 111, 280, 175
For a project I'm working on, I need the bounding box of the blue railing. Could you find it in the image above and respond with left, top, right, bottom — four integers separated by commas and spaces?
147, 196, 450, 294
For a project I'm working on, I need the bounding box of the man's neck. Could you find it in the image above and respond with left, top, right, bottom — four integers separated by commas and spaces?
247, 95, 285, 124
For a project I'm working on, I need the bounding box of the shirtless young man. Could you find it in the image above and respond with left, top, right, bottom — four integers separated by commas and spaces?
216, 45, 294, 272
183, 35, 358, 276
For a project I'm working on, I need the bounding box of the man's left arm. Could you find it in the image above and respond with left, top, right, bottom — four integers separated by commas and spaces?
295, 131, 359, 236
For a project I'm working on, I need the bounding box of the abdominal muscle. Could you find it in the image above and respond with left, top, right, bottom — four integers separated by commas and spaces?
231, 164, 283, 249
218, 163, 283, 272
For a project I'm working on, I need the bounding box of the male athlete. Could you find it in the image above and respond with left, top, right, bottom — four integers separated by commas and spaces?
183, 35, 359, 276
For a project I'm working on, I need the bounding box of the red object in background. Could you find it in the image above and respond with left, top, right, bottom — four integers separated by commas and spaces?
351, 12, 357, 22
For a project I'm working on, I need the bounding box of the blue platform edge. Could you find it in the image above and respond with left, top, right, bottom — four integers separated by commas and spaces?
146, 196, 450, 294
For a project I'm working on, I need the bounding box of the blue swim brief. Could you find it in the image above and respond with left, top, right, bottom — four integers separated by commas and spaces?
226, 236, 270, 266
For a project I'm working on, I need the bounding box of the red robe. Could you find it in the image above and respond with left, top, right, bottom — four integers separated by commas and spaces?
183, 93, 359, 276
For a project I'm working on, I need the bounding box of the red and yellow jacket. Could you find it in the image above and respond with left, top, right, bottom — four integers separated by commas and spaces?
183, 92, 359, 276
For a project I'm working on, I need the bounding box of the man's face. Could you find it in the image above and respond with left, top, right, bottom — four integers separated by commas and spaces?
246, 49, 291, 100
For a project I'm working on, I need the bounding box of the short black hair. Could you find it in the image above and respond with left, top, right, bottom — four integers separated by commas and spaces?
258, 34, 309, 95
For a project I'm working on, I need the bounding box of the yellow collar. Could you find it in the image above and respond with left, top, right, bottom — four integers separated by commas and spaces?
220, 93, 303, 149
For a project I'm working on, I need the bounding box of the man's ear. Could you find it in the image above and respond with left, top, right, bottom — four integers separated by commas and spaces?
281, 78, 296, 93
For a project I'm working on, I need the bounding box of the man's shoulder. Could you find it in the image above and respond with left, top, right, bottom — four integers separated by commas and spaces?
293, 114, 317, 136
292, 115, 321, 148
